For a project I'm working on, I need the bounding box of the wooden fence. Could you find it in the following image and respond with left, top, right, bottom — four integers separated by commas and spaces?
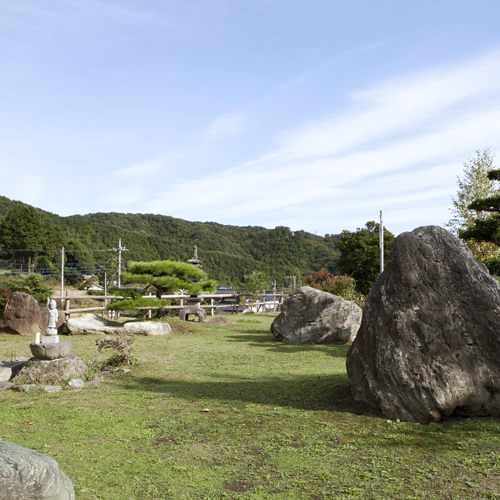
52, 291, 287, 320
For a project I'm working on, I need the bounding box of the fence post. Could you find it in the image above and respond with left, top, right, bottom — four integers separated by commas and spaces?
64, 290, 71, 321
210, 297, 214, 316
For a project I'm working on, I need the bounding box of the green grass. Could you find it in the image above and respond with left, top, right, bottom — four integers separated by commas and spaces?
1, 314, 500, 499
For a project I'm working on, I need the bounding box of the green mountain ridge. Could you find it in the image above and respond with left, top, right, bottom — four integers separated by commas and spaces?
0, 195, 340, 287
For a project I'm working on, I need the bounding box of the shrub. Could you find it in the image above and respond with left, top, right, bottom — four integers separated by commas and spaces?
95, 335, 138, 366
304, 270, 365, 308
0, 274, 52, 309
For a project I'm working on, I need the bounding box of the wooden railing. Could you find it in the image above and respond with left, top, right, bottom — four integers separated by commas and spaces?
52, 291, 287, 319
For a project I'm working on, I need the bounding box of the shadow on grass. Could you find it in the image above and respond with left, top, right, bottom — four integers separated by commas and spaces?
225, 331, 351, 358
118, 373, 377, 415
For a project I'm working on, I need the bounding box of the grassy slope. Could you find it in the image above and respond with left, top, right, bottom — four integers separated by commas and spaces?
1, 315, 499, 500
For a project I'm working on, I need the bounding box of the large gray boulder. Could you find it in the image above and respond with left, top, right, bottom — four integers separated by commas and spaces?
66, 314, 171, 336
0, 292, 44, 336
16, 354, 87, 386
271, 286, 362, 344
347, 225, 500, 424
0, 438, 75, 500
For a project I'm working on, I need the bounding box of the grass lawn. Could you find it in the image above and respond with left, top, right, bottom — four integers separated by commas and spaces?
1, 313, 500, 499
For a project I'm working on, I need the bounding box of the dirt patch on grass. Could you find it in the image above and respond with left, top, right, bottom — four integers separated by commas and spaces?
165, 318, 205, 335
224, 480, 253, 493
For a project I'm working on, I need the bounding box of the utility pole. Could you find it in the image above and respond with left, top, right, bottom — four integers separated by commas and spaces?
118, 238, 122, 288
109, 239, 128, 288
380, 210, 384, 274
61, 246, 65, 300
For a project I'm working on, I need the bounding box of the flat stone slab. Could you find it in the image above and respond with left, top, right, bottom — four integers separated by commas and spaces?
0, 382, 13, 391
42, 386, 63, 393
0, 359, 29, 382
0, 437, 75, 499
66, 314, 171, 336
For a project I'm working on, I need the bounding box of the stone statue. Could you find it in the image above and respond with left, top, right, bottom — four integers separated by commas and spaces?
45, 298, 59, 335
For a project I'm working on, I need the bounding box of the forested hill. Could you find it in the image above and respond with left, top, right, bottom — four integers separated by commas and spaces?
0, 195, 340, 286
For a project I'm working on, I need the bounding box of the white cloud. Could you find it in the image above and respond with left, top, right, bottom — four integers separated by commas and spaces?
113, 49, 500, 234
205, 112, 251, 139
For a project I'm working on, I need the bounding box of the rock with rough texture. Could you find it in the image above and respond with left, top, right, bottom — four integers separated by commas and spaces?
271, 286, 362, 344
347, 225, 500, 424
16, 354, 87, 386
0, 382, 13, 391
13, 384, 37, 392
68, 379, 84, 388
0, 360, 28, 382
66, 314, 171, 336
206, 317, 236, 326
0, 292, 44, 336
0, 438, 75, 500
29, 342, 72, 361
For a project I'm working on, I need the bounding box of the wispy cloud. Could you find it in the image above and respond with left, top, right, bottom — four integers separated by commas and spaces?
128, 50, 500, 234
205, 112, 252, 139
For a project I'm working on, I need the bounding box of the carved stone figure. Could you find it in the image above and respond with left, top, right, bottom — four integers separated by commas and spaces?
45, 298, 59, 335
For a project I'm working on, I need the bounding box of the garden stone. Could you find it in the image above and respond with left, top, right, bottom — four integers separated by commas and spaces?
0, 367, 11, 382
0, 382, 13, 391
271, 286, 362, 344
66, 314, 171, 336
68, 379, 84, 388
0, 437, 75, 500
16, 354, 87, 386
0, 292, 44, 336
13, 384, 37, 392
0, 359, 29, 381
347, 225, 500, 424
43, 386, 63, 393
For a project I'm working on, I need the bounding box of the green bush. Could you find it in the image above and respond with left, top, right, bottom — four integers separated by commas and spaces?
0, 274, 52, 309
304, 270, 365, 308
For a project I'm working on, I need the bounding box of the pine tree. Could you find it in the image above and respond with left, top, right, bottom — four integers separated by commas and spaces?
108, 260, 217, 315
459, 169, 500, 248
447, 149, 500, 260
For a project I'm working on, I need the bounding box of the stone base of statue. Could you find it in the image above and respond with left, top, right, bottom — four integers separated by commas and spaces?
29, 342, 72, 361
42, 335, 59, 344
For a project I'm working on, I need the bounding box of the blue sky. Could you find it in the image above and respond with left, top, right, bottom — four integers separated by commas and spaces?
2, 0, 500, 236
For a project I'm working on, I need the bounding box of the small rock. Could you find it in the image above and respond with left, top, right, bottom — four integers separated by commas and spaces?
68, 379, 84, 388
0, 360, 29, 381
43, 386, 62, 393
0, 367, 11, 383
13, 384, 37, 392
0, 382, 13, 391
